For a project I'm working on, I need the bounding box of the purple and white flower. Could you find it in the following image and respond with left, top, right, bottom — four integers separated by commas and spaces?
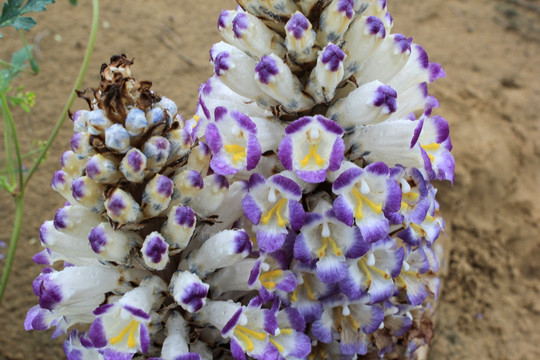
242, 173, 305, 253
279, 115, 345, 183
332, 162, 401, 243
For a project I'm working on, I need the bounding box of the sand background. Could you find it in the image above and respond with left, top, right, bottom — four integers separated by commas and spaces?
0, 0, 539, 359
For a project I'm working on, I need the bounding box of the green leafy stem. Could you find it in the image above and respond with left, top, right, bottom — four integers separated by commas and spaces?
0, 0, 100, 304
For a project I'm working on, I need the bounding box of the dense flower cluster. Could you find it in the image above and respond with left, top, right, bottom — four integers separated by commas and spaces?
27, 1, 453, 359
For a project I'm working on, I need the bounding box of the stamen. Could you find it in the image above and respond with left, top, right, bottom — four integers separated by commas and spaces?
351, 187, 382, 220
300, 143, 325, 168
342, 305, 350, 316
421, 143, 441, 163
327, 237, 342, 256
259, 269, 283, 289
234, 328, 254, 352
304, 280, 316, 301
260, 198, 288, 226
359, 258, 372, 287
235, 326, 267, 340
269, 338, 285, 353
410, 222, 426, 236
109, 319, 139, 348
317, 237, 328, 258
259, 269, 283, 281
224, 144, 247, 163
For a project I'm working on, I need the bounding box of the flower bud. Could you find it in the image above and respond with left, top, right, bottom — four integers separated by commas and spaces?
142, 174, 174, 217
141, 231, 169, 270
142, 136, 170, 173
70, 132, 95, 159
53, 204, 102, 238
87, 109, 112, 135
326, 80, 397, 128
120, 148, 147, 183
307, 43, 346, 103
182, 229, 252, 276
88, 222, 139, 263
162, 206, 196, 250
60, 150, 86, 178
105, 123, 131, 153
285, 12, 317, 63
125, 108, 148, 136
170, 271, 209, 313
85, 154, 122, 183
104, 187, 142, 224
71, 176, 106, 212
254, 54, 314, 112
71, 110, 88, 133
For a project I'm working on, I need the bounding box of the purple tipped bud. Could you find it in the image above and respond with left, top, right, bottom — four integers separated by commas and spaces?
71, 176, 105, 212
142, 174, 174, 217
120, 148, 147, 183
182, 229, 252, 276
170, 271, 209, 313
72, 110, 88, 132
70, 132, 94, 159
162, 206, 196, 250
88, 223, 137, 263
85, 154, 121, 183
141, 232, 169, 270
143, 136, 170, 173
104, 188, 141, 224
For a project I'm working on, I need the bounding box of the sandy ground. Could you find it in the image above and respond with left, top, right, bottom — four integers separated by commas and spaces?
0, 0, 539, 359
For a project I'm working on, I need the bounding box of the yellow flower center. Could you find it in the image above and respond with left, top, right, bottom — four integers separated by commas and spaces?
224, 144, 247, 163
317, 236, 342, 258
351, 187, 382, 221
234, 326, 267, 352
300, 143, 326, 168
259, 269, 283, 290
421, 142, 441, 163
109, 319, 139, 348
260, 198, 288, 227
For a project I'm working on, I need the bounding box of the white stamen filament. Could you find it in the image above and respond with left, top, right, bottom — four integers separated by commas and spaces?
403, 260, 410, 271
309, 127, 320, 142
378, 321, 385, 330
342, 305, 350, 316
261, 262, 270, 272
406, 311, 413, 320
321, 222, 331, 237
400, 178, 411, 193
360, 178, 370, 194
267, 187, 277, 203
366, 252, 376, 266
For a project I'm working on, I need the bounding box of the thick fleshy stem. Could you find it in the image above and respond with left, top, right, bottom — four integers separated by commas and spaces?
0, 0, 100, 305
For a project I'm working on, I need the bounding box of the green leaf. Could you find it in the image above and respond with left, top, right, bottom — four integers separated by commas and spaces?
68, 0, 77, 5
0, 0, 55, 36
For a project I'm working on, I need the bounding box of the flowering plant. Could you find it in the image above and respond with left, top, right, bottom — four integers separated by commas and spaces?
26, 0, 453, 359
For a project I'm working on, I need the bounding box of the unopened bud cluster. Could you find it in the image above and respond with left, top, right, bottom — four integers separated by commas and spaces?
27, 1, 453, 359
